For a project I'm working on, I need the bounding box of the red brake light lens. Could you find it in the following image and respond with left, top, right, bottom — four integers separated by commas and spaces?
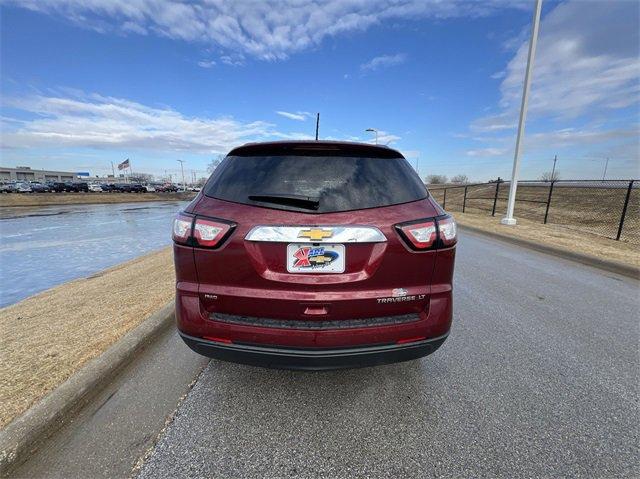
172, 212, 234, 248
396, 215, 457, 250
172, 213, 193, 245
398, 220, 437, 249
193, 218, 231, 248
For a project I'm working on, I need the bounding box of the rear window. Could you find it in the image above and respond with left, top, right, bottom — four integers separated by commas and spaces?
204, 155, 428, 213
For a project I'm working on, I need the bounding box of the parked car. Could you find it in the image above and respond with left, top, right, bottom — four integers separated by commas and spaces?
29, 182, 51, 193
69, 182, 89, 192
88, 183, 103, 192
14, 182, 33, 193
114, 183, 146, 193
172, 141, 457, 370
158, 183, 179, 192
0, 182, 19, 193
99, 183, 116, 192
48, 182, 69, 192
143, 184, 156, 192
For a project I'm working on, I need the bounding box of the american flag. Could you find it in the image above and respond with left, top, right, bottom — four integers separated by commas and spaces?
117, 159, 130, 170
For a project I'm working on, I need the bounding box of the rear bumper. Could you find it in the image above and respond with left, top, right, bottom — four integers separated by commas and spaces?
179, 331, 448, 370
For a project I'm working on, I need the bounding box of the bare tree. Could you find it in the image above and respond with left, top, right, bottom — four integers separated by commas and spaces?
196, 176, 208, 187
539, 170, 560, 181
129, 173, 153, 183
425, 174, 448, 185
207, 155, 224, 173
450, 174, 469, 184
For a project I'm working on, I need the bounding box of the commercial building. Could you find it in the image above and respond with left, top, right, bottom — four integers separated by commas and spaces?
0, 166, 84, 183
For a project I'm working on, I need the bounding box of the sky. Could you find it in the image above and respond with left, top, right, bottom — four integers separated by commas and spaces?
1, 0, 638, 182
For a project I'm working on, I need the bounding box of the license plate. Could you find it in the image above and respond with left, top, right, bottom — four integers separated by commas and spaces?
287, 243, 345, 273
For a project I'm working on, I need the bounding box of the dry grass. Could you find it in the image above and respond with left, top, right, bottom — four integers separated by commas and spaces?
430, 183, 639, 244
0, 247, 175, 430
0, 192, 196, 208
455, 212, 640, 268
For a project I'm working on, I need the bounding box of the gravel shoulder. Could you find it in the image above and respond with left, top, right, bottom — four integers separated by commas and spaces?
0, 247, 175, 430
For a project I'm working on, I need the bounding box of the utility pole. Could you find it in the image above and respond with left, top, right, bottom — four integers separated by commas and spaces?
501, 0, 543, 226
177, 160, 186, 191
315, 113, 320, 141
602, 157, 609, 181
551, 155, 557, 180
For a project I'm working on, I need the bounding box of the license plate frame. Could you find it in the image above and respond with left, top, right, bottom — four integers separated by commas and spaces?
286, 243, 345, 273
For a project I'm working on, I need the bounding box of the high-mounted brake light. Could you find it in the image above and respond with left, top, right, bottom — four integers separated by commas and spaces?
396, 215, 457, 250
172, 212, 235, 248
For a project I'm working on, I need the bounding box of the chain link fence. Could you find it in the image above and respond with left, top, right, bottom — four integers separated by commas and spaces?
428, 179, 639, 244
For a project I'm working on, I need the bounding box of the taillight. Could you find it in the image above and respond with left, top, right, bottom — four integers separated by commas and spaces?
396, 215, 457, 250
172, 212, 235, 249
193, 218, 232, 248
437, 215, 457, 246
172, 212, 194, 245
398, 220, 437, 249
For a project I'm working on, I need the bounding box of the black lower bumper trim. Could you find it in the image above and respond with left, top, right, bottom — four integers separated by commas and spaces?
179, 332, 448, 370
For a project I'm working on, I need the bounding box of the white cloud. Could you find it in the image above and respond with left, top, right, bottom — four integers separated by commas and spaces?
362, 130, 401, 145
121, 21, 147, 35
197, 59, 216, 69
466, 0, 639, 174
464, 125, 638, 159
466, 147, 507, 157
219, 54, 245, 66
360, 53, 407, 71
275, 111, 311, 121
1, 92, 276, 153
474, 0, 640, 132
525, 126, 639, 151
9, 0, 526, 60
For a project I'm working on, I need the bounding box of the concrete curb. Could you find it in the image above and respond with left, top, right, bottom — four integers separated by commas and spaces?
459, 224, 639, 280
0, 300, 176, 477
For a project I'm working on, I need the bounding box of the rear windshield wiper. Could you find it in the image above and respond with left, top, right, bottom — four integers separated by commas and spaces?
248, 193, 320, 210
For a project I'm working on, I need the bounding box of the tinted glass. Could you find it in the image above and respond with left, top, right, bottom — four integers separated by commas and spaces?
204, 155, 427, 213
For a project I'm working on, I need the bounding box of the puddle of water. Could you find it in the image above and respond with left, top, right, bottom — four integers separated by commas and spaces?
0, 201, 187, 307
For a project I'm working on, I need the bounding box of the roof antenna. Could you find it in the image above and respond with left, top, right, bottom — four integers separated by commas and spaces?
315, 113, 320, 140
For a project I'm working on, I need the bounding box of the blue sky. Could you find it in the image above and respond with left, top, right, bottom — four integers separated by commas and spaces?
1, 0, 638, 181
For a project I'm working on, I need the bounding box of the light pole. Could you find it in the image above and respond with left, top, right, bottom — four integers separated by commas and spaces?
177, 159, 186, 191
501, 0, 543, 226
551, 155, 557, 180
365, 128, 378, 145
602, 157, 609, 181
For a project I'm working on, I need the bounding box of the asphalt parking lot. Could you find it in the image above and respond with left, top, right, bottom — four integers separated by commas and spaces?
134, 231, 639, 478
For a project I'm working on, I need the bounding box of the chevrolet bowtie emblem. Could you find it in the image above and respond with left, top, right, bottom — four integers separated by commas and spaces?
298, 228, 333, 240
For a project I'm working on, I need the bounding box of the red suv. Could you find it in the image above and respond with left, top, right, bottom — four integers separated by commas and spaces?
173, 141, 456, 370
